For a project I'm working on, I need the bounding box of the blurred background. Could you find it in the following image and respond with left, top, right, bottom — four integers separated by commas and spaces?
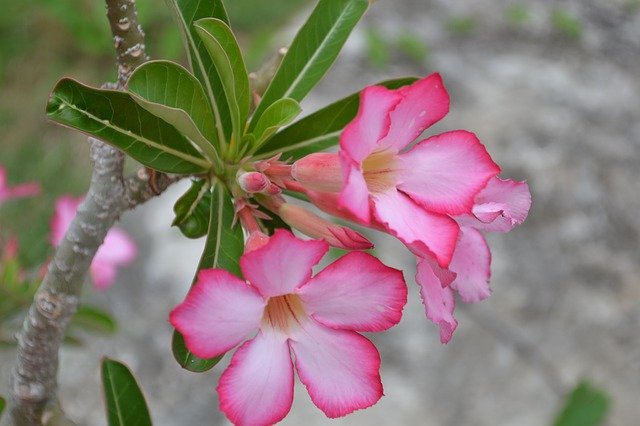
1, 0, 639, 425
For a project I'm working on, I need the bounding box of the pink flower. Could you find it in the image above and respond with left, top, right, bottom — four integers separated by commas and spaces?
0, 166, 40, 204
51, 196, 137, 290
416, 178, 531, 342
292, 74, 501, 267
170, 230, 407, 424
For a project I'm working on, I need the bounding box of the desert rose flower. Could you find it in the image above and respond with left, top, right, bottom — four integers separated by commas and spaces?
0, 166, 40, 205
416, 177, 531, 342
50, 196, 137, 290
292, 74, 501, 267
170, 230, 407, 425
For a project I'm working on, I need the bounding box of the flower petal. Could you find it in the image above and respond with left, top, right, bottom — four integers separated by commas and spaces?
416, 257, 458, 344
96, 228, 137, 264
240, 229, 329, 297
398, 130, 500, 215
378, 73, 450, 152
449, 227, 492, 303
169, 269, 265, 359
50, 196, 81, 246
339, 85, 402, 163
457, 178, 532, 232
338, 154, 371, 223
372, 188, 459, 267
90, 261, 118, 291
218, 330, 294, 426
297, 251, 407, 332
290, 321, 383, 418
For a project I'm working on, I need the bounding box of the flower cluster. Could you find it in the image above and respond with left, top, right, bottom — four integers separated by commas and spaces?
171, 73, 531, 424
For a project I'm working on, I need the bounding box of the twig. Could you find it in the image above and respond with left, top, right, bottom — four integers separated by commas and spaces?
3, 1, 167, 424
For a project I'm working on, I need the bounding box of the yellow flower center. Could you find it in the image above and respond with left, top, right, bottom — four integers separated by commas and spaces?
262, 294, 306, 333
362, 150, 398, 193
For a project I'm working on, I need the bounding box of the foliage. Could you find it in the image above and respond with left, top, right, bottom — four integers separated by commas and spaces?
553, 380, 610, 426
101, 358, 152, 426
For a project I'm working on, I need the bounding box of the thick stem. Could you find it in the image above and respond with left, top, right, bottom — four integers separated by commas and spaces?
4, 2, 155, 424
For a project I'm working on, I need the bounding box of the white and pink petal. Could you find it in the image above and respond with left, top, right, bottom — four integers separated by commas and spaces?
240, 229, 328, 297
449, 227, 492, 303
169, 269, 265, 359
397, 130, 500, 216
416, 258, 458, 344
297, 251, 407, 332
290, 321, 383, 418
218, 330, 294, 426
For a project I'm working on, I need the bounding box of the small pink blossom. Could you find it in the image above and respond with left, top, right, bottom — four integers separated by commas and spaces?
292, 74, 501, 268
51, 196, 137, 290
0, 166, 40, 205
170, 230, 407, 424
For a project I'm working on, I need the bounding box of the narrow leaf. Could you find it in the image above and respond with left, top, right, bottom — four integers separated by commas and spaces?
172, 179, 212, 239
257, 77, 418, 160
101, 358, 152, 426
70, 305, 117, 335
128, 60, 221, 163
0, 395, 5, 418
553, 380, 610, 426
172, 182, 244, 372
167, 0, 232, 143
250, 98, 301, 152
47, 78, 210, 174
195, 18, 250, 144
250, 0, 369, 130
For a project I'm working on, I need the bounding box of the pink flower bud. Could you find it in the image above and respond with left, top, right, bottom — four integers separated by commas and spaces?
245, 231, 270, 253
237, 171, 270, 193
291, 153, 343, 192
279, 204, 372, 250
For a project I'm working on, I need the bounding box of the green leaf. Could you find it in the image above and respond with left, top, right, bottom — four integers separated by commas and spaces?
195, 18, 250, 145
127, 60, 221, 164
47, 78, 210, 174
250, 98, 301, 152
172, 182, 244, 372
70, 305, 117, 335
167, 0, 232, 144
553, 380, 610, 426
101, 358, 152, 426
249, 0, 369, 130
172, 179, 212, 239
257, 77, 418, 160
0, 395, 5, 418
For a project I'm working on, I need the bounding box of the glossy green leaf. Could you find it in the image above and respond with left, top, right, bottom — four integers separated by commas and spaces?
172, 182, 244, 372
167, 0, 232, 143
47, 79, 210, 174
128, 60, 221, 164
553, 380, 609, 426
70, 305, 117, 335
0, 395, 5, 418
195, 18, 250, 144
101, 358, 152, 426
250, 0, 369, 131
172, 179, 212, 239
257, 77, 418, 160
250, 98, 301, 153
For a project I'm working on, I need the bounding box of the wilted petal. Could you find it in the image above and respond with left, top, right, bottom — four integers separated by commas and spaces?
340, 85, 402, 163
449, 227, 491, 303
457, 178, 532, 232
416, 258, 458, 344
378, 73, 450, 152
240, 229, 328, 297
218, 330, 294, 426
169, 269, 265, 359
373, 188, 459, 267
298, 251, 406, 332
398, 130, 500, 215
290, 321, 383, 418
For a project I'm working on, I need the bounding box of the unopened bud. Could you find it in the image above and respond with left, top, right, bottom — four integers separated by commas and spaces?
238, 171, 270, 193
291, 153, 343, 192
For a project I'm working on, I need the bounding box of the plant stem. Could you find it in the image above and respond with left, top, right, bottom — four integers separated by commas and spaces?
3, 1, 165, 424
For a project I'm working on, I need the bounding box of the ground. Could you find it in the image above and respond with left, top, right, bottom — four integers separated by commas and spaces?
1, 0, 639, 425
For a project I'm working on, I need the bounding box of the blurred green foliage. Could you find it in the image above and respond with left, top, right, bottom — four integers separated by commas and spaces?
505, 4, 531, 25
553, 380, 610, 426
363, 27, 429, 69
552, 9, 582, 39
446, 16, 477, 36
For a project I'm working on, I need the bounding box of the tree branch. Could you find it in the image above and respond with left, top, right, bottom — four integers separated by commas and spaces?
4, 1, 167, 424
